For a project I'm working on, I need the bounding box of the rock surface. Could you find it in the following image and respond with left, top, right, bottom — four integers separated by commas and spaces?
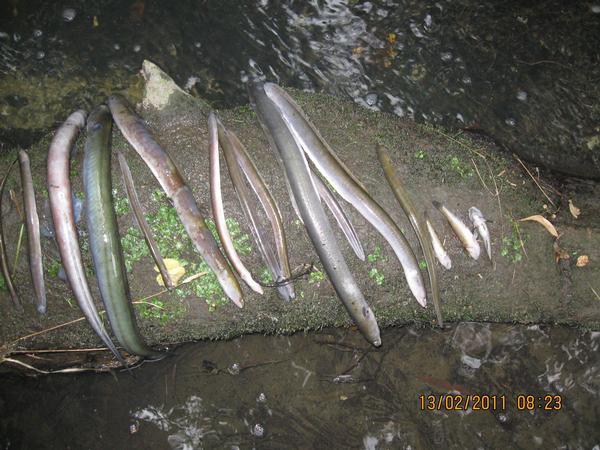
0, 61, 598, 358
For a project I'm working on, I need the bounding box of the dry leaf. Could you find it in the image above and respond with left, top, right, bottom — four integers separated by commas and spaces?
154, 258, 185, 286
553, 241, 570, 262
576, 255, 589, 267
568, 199, 581, 219
518, 215, 559, 238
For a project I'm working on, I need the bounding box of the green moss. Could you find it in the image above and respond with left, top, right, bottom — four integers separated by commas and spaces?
121, 227, 149, 272
120, 189, 254, 311
260, 268, 273, 284
418, 260, 427, 269
46, 259, 61, 278
500, 220, 526, 263
136, 297, 186, 324
308, 270, 325, 284
369, 268, 385, 286
0, 272, 5, 291
367, 245, 385, 263
112, 189, 130, 216
448, 155, 473, 179
414, 149, 427, 159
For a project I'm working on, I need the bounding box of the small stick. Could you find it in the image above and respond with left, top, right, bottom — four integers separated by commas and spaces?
117, 151, 174, 289
0, 158, 22, 310
513, 154, 556, 207
7, 271, 208, 345
11, 224, 24, 278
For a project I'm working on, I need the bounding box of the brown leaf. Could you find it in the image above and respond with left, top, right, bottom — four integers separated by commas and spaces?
568, 199, 581, 218
518, 215, 559, 238
576, 255, 589, 267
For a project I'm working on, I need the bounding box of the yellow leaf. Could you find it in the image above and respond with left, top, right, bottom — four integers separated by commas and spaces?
518, 215, 558, 238
568, 199, 581, 219
387, 32, 397, 44
576, 255, 589, 267
154, 258, 185, 286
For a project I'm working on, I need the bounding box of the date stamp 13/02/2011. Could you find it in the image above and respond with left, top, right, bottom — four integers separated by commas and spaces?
419, 394, 563, 412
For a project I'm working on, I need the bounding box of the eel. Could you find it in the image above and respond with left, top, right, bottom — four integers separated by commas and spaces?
469, 207, 491, 260
18, 150, 47, 314
208, 112, 264, 295
433, 201, 480, 260
107, 94, 243, 308
312, 174, 365, 261
264, 83, 427, 307
215, 114, 295, 301
250, 82, 381, 346
83, 105, 162, 359
47, 110, 124, 363
376, 144, 442, 326
117, 151, 174, 290
0, 158, 23, 311
425, 217, 452, 270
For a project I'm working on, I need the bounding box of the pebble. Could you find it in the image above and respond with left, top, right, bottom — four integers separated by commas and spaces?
252, 423, 265, 437
62, 8, 76, 22
365, 92, 378, 106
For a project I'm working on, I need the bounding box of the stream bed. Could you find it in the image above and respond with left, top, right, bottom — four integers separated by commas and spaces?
1, 324, 599, 448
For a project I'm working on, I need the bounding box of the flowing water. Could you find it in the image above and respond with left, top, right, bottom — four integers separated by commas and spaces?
1, 1, 600, 447
1, 0, 599, 175
1, 324, 600, 448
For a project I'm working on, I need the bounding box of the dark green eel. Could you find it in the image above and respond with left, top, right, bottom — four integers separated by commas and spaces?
376, 144, 443, 327
47, 110, 124, 364
250, 82, 381, 346
263, 83, 427, 308
83, 105, 162, 359
108, 95, 243, 308
18, 150, 47, 314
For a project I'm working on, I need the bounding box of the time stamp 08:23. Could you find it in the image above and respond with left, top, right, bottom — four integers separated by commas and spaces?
419, 394, 562, 412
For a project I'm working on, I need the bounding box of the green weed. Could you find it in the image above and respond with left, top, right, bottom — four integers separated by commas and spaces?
448, 155, 473, 179
308, 270, 325, 284
500, 220, 525, 263
369, 268, 385, 286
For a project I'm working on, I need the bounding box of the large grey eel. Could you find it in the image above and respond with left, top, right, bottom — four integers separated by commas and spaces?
215, 115, 295, 301
264, 83, 427, 307
107, 95, 243, 308
208, 112, 264, 295
250, 82, 381, 346
117, 151, 174, 290
0, 158, 23, 311
376, 144, 442, 326
84, 105, 162, 359
18, 150, 47, 314
47, 110, 124, 364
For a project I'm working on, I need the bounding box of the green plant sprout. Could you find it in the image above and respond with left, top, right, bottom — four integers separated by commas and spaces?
308, 269, 325, 284
369, 268, 385, 286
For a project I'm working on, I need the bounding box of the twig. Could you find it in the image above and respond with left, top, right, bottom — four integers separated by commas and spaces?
10, 347, 109, 354
11, 224, 24, 277
429, 127, 487, 159
6, 270, 208, 347
590, 285, 600, 302
471, 158, 493, 195
513, 154, 556, 207
1, 357, 105, 374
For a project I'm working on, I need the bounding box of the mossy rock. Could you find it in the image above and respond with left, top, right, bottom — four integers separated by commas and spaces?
1, 61, 599, 359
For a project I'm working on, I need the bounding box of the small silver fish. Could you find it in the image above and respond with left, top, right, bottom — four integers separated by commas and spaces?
425, 219, 452, 270
469, 207, 491, 260
433, 201, 480, 260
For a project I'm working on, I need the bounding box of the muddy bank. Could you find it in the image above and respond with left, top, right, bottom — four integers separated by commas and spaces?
0, 61, 599, 359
